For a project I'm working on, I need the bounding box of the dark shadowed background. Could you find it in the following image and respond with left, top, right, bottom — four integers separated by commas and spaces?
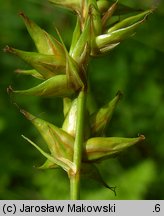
0, 0, 164, 199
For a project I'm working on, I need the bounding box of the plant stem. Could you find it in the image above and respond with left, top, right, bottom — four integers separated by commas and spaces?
70, 90, 86, 200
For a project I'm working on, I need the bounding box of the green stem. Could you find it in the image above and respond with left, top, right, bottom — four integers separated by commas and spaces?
70, 90, 86, 200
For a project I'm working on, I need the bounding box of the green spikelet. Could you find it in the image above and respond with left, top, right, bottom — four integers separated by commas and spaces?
84, 135, 145, 161
90, 91, 122, 136
13, 75, 75, 97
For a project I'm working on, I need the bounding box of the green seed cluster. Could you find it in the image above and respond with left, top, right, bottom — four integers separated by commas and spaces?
5, 0, 152, 196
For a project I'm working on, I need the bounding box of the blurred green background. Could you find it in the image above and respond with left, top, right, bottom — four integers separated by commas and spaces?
0, 0, 164, 200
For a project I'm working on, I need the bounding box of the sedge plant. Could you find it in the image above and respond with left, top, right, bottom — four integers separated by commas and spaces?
5, 0, 153, 200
